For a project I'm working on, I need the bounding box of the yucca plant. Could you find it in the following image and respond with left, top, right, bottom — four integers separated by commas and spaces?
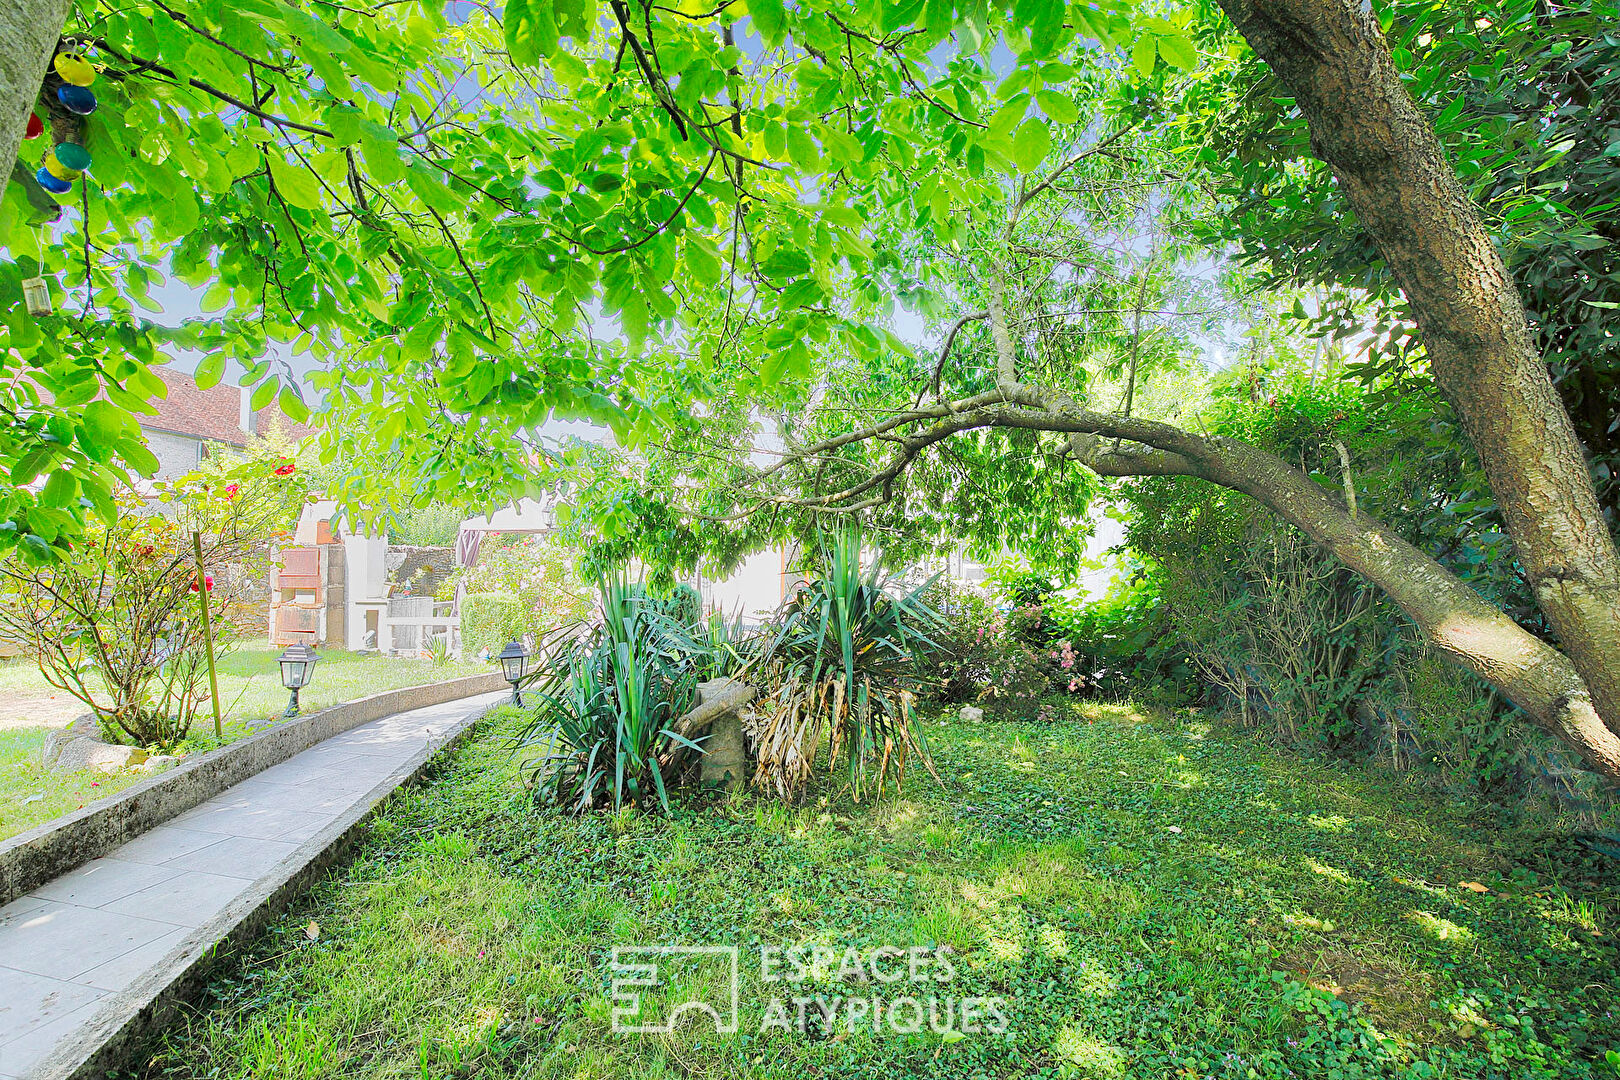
690, 604, 761, 681
750, 525, 942, 802
515, 577, 701, 814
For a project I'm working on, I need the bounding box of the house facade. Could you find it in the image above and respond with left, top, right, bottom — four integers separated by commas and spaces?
140, 366, 311, 478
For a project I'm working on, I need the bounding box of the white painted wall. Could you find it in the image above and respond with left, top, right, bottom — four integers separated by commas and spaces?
1076, 513, 1128, 601
700, 547, 787, 621
142, 429, 207, 480
344, 532, 388, 650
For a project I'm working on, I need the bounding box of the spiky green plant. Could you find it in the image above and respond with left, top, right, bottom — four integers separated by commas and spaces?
516, 577, 700, 814
751, 525, 942, 802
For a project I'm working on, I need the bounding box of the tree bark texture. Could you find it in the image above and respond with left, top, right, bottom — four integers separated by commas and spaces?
0, 0, 70, 187
1214, 0, 1620, 739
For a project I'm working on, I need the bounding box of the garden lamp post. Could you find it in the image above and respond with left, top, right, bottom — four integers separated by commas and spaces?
496, 640, 531, 705
277, 643, 319, 718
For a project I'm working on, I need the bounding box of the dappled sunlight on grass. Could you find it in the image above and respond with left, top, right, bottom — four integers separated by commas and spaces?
1307, 812, 1354, 832
1408, 910, 1478, 946
1307, 859, 1361, 886
155, 703, 1620, 1079
1051, 1027, 1128, 1077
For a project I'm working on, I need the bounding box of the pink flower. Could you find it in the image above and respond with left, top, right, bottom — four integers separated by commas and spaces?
189, 574, 214, 592
223, 484, 239, 500
1068, 678, 1081, 692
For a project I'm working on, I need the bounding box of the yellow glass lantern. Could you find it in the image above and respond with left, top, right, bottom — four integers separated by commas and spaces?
53, 52, 96, 86
43, 151, 81, 181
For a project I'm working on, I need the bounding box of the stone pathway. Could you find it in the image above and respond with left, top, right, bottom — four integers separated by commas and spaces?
0, 691, 507, 1079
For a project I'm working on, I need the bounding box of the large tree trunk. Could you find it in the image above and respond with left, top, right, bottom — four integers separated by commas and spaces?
1214, 0, 1620, 735
0, 0, 71, 185
1015, 390, 1620, 779
1069, 421, 1620, 779
1218, 0, 1620, 735
906, 290, 1620, 776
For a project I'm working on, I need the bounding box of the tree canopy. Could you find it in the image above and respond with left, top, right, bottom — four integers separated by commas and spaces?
6, 0, 1620, 776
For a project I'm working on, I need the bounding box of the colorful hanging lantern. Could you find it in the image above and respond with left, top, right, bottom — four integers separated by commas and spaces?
21, 277, 51, 317
52, 142, 90, 172
24, 113, 42, 140
35, 167, 72, 194
57, 85, 96, 115
53, 52, 96, 86
43, 153, 80, 181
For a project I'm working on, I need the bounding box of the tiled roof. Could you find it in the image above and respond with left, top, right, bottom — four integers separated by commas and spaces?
141, 367, 247, 445
140, 367, 316, 446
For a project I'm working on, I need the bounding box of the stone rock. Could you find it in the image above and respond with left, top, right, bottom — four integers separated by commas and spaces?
701, 711, 747, 789
42, 728, 148, 774
131, 754, 179, 775
958, 705, 985, 723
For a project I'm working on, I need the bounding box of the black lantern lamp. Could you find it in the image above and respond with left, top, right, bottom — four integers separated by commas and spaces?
496, 639, 531, 705
278, 643, 319, 717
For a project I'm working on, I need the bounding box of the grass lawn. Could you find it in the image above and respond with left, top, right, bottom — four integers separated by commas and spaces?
148, 700, 1619, 1079
0, 643, 489, 841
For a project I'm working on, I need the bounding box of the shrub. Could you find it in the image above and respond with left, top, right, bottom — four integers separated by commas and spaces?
916, 583, 1051, 720
516, 578, 700, 814
460, 591, 526, 657
1113, 364, 1608, 817
1043, 576, 1195, 702
750, 525, 941, 801
0, 465, 286, 747
440, 534, 592, 651
390, 503, 462, 546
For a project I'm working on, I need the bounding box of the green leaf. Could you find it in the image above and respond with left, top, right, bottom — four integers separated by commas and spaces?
114, 437, 160, 478
250, 377, 279, 411
506, 0, 558, 65
1132, 36, 1157, 77
1156, 33, 1198, 72
268, 156, 323, 210
1036, 90, 1080, 125
1023, 0, 1066, 57
11, 446, 52, 486
554, 0, 595, 41
40, 468, 77, 509
684, 239, 722, 285
194, 352, 227, 390
1012, 118, 1051, 173
326, 105, 365, 147
785, 125, 820, 171
82, 399, 132, 456
278, 384, 311, 423
750, 0, 786, 46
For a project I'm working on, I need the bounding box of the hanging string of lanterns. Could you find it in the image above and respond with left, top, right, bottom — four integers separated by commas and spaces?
28, 45, 97, 197
20, 42, 100, 315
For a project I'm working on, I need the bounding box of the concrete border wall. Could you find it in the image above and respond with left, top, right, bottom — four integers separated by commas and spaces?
0, 671, 506, 906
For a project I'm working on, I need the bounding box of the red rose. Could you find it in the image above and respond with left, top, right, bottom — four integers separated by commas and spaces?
189, 574, 214, 592
224, 484, 239, 500
274, 462, 296, 476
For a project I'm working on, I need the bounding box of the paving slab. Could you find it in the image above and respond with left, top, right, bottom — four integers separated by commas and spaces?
0, 690, 504, 1079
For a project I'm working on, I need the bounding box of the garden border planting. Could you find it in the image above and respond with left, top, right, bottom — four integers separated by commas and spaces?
0, 671, 505, 907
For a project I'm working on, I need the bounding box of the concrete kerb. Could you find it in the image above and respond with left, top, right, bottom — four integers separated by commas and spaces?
0, 671, 507, 908
29, 696, 502, 1080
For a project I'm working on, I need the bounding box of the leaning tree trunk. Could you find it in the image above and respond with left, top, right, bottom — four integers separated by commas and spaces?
1215, 0, 1620, 735
0, 0, 71, 185
1041, 399, 1620, 779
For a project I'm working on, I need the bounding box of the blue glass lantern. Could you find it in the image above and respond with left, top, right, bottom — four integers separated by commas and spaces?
57, 85, 97, 115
